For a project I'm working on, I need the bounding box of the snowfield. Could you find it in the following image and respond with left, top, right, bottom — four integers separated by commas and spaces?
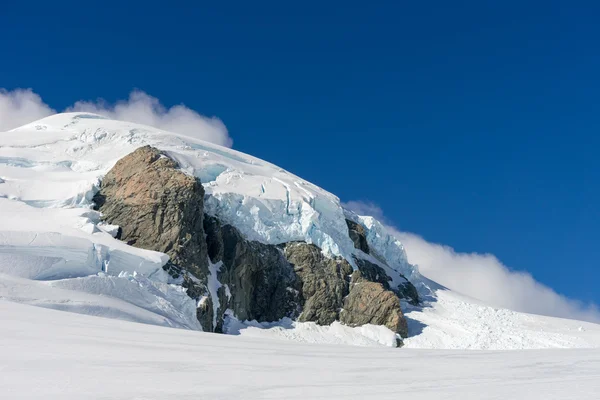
2, 300, 600, 400
1, 112, 600, 352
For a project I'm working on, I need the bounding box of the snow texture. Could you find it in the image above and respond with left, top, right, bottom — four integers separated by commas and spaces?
2, 300, 600, 399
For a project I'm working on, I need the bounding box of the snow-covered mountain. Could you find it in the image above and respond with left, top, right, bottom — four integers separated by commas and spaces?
1, 112, 600, 349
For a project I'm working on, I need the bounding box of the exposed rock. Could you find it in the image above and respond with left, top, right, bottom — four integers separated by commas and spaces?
397, 281, 420, 307
94, 146, 415, 340
93, 145, 208, 279
283, 242, 353, 325
204, 215, 224, 264
346, 219, 370, 254
353, 256, 391, 290
206, 217, 300, 324
196, 295, 214, 333
354, 256, 419, 306
340, 271, 409, 338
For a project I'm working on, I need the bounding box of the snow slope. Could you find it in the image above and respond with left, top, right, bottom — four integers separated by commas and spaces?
2, 112, 600, 349
402, 288, 600, 349
2, 300, 600, 400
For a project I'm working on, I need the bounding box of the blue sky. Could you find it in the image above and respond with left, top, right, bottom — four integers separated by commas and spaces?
1, 1, 599, 307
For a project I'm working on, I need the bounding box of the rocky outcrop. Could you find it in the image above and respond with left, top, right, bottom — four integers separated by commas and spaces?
346, 219, 370, 254
353, 255, 419, 306
340, 271, 409, 339
94, 146, 416, 345
397, 280, 420, 306
283, 242, 353, 325
347, 219, 419, 305
353, 257, 392, 290
93, 146, 208, 278
203, 216, 300, 327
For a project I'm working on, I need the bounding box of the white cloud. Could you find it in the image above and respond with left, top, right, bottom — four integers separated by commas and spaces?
67, 90, 232, 147
0, 89, 55, 131
341, 200, 386, 221
0, 88, 232, 147
343, 200, 600, 323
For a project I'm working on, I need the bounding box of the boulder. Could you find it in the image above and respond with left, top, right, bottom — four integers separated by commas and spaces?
283, 242, 353, 325
93, 145, 208, 278
346, 219, 370, 254
353, 256, 391, 290
340, 271, 409, 338
354, 256, 419, 306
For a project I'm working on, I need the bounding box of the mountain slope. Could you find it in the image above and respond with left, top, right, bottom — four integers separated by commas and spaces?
1, 112, 600, 349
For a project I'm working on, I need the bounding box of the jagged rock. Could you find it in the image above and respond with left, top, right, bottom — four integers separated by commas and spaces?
353, 256, 391, 290
283, 242, 353, 325
354, 256, 419, 306
340, 271, 409, 338
397, 281, 420, 306
94, 146, 414, 339
346, 219, 370, 254
206, 217, 300, 323
204, 214, 224, 264
196, 295, 214, 333
93, 145, 208, 279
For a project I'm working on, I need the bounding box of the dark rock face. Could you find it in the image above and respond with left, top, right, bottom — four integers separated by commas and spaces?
354, 257, 392, 290
346, 219, 370, 254
283, 242, 353, 325
95, 146, 415, 343
93, 145, 208, 278
397, 281, 420, 307
204, 215, 224, 264
196, 295, 215, 333
208, 217, 300, 323
340, 271, 409, 338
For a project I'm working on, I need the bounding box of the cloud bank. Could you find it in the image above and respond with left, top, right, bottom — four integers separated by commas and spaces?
0, 89, 56, 131
343, 200, 600, 323
0, 88, 232, 147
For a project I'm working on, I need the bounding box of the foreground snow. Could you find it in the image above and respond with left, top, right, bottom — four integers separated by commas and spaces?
2, 300, 599, 400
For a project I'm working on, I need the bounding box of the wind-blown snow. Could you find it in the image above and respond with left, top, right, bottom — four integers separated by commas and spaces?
2, 112, 600, 349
